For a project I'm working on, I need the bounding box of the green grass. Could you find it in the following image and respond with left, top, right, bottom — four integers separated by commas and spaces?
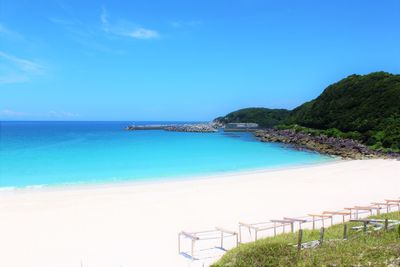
212, 212, 400, 267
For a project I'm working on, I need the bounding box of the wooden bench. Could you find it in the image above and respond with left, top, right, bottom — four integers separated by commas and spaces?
178, 227, 238, 260
323, 211, 351, 223
283, 217, 308, 230
307, 214, 333, 229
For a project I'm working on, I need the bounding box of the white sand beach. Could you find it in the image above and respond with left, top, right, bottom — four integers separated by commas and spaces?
0, 159, 399, 267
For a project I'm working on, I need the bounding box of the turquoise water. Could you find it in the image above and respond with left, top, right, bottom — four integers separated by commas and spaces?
0, 121, 333, 188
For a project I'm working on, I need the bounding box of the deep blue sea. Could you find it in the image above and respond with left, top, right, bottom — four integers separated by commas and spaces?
0, 121, 333, 188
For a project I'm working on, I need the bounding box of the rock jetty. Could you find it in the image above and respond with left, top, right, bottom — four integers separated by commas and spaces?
164, 124, 217, 133
125, 124, 217, 133
255, 129, 400, 159
125, 125, 164, 130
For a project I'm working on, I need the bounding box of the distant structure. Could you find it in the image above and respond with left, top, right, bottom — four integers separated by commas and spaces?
224, 123, 259, 132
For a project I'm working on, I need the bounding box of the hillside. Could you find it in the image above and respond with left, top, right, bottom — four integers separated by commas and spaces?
288, 72, 400, 150
212, 212, 400, 267
215, 72, 400, 152
213, 108, 290, 128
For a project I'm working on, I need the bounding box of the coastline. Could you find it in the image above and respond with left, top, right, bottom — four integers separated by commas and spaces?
255, 128, 400, 159
0, 156, 340, 193
0, 122, 334, 189
0, 159, 399, 267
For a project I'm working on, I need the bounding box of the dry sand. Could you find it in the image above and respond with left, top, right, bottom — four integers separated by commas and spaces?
0, 159, 399, 267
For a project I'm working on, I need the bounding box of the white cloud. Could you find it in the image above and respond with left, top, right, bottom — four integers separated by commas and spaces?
124, 28, 159, 39
100, 7, 159, 40
0, 109, 26, 117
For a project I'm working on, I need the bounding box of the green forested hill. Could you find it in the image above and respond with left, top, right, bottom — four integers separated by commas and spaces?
288, 72, 400, 150
215, 72, 400, 151
214, 108, 290, 128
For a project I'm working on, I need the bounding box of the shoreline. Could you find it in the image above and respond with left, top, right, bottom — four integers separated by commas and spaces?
0, 159, 399, 267
0, 156, 341, 194
255, 128, 400, 159
0, 126, 337, 194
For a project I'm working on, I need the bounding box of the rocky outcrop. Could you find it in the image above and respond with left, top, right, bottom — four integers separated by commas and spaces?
255, 129, 400, 159
211, 120, 225, 129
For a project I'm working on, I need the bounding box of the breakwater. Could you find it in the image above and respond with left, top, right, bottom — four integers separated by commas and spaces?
125, 124, 218, 133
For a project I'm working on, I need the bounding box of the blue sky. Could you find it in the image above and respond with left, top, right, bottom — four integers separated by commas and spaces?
1, 0, 400, 121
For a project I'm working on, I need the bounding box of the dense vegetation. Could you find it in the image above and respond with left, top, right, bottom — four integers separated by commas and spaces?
288, 72, 400, 151
214, 108, 290, 128
215, 72, 400, 152
212, 212, 400, 267
274, 124, 363, 143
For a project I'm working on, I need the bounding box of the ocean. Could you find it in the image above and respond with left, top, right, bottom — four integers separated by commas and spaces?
0, 121, 333, 188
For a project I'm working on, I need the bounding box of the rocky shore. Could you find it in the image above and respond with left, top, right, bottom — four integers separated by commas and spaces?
255, 129, 400, 159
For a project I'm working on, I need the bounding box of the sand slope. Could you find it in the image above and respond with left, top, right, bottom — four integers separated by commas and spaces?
0, 159, 399, 267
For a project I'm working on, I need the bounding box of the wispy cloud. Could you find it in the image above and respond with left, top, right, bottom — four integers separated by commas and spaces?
50, 6, 160, 55
0, 23, 24, 40
50, 16, 125, 55
0, 74, 29, 84
0, 51, 44, 74
0, 51, 44, 84
0, 109, 26, 117
50, 6, 161, 55
49, 17, 95, 40
169, 20, 202, 29
123, 28, 159, 39
48, 110, 80, 118
100, 6, 109, 31
100, 7, 160, 40
0, 109, 80, 119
